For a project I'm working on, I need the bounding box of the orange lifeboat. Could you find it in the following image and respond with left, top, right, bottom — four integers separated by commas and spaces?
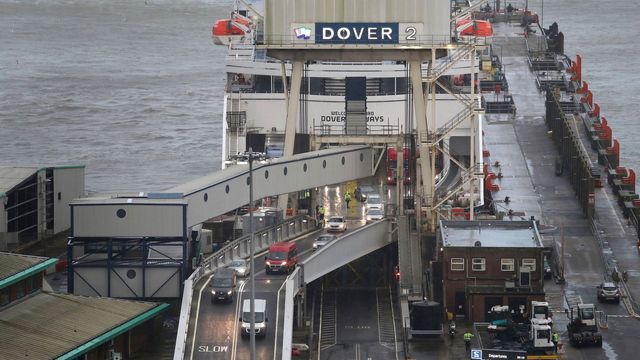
212, 16, 251, 45
456, 19, 493, 37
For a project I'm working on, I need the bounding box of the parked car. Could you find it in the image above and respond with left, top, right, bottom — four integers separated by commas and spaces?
543, 256, 552, 279
597, 282, 620, 303
313, 234, 338, 251
327, 216, 347, 232
366, 208, 384, 222
226, 259, 251, 277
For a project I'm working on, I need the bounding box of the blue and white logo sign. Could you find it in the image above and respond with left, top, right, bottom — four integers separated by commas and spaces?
294, 26, 312, 40
471, 349, 482, 360
315, 23, 399, 44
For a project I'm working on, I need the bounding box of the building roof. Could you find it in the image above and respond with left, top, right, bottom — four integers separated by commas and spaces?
0, 292, 169, 360
70, 196, 187, 206
0, 167, 38, 198
0, 253, 58, 290
0, 166, 85, 198
440, 220, 543, 248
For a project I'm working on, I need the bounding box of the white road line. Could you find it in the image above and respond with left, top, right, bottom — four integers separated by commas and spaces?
189, 275, 214, 360
334, 290, 337, 345
231, 280, 248, 360
388, 285, 399, 360
376, 289, 382, 345
273, 278, 287, 360
317, 283, 324, 360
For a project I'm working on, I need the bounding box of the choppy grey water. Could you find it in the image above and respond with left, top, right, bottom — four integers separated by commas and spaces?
1, 0, 639, 193
0, 0, 231, 193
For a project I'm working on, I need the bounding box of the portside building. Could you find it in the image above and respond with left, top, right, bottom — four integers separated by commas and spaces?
440, 220, 546, 322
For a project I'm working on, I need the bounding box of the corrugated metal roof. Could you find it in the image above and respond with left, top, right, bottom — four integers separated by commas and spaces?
0, 292, 164, 360
0, 167, 38, 198
0, 252, 49, 282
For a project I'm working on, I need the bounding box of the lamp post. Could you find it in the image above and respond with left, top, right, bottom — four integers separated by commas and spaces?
248, 148, 256, 360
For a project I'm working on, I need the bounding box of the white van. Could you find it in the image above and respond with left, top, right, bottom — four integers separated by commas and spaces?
366, 194, 384, 211
240, 299, 267, 338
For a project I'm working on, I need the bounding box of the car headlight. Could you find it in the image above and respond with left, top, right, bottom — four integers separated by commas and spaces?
282, 261, 287, 266
313, 244, 318, 248
227, 290, 232, 295
211, 290, 216, 295
255, 323, 265, 329
266, 260, 271, 265
238, 269, 246, 274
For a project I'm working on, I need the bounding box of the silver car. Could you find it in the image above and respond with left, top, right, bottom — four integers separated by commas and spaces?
366, 208, 384, 222
313, 234, 338, 251
327, 216, 347, 232
226, 259, 251, 277
597, 282, 620, 303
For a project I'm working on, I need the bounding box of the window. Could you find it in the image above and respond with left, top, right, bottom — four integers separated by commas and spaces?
472, 258, 486, 271
451, 258, 465, 271
501, 258, 515, 271
0, 289, 9, 306
522, 258, 536, 271
25, 276, 35, 294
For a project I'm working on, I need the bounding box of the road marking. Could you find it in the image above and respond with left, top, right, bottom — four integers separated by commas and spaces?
376, 289, 381, 345
388, 285, 399, 360
198, 345, 229, 353
231, 280, 248, 360
317, 283, 324, 360
273, 277, 287, 360
189, 274, 214, 360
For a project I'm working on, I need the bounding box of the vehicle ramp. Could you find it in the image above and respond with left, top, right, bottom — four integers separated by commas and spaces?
277, 219, 395, 360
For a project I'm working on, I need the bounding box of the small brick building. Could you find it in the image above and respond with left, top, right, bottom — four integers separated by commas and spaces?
439, 220, 546, 322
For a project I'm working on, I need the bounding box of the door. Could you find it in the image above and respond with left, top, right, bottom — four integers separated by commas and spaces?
454, 292, 466, 316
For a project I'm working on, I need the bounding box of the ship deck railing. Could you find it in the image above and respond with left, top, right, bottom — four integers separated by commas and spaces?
312, 124, 402, 136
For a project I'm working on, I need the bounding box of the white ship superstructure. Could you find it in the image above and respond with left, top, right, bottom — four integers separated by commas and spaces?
215, 0, 492, 215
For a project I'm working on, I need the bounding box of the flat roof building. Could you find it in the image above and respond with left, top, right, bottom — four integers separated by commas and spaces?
439, 220, 546, 322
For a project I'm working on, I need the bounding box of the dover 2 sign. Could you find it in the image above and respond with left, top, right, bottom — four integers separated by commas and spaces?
315, 23, 399, 44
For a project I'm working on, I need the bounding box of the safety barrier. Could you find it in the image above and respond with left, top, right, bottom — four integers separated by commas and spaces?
173, 214, 316, 360
545, 89, 595, 219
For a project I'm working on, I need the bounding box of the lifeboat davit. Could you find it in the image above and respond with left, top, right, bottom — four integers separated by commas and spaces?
212, 17, 251, 45
456, 19, 493, 40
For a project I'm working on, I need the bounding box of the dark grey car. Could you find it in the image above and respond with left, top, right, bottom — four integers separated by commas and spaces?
210, 268, 236, 304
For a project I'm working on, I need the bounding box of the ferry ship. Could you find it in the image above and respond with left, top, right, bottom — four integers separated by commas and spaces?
214, 0, 500, 209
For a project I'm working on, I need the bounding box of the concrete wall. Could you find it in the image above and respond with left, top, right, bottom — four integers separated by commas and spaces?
53, 167, 85, 234
72, 203, 186, 238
